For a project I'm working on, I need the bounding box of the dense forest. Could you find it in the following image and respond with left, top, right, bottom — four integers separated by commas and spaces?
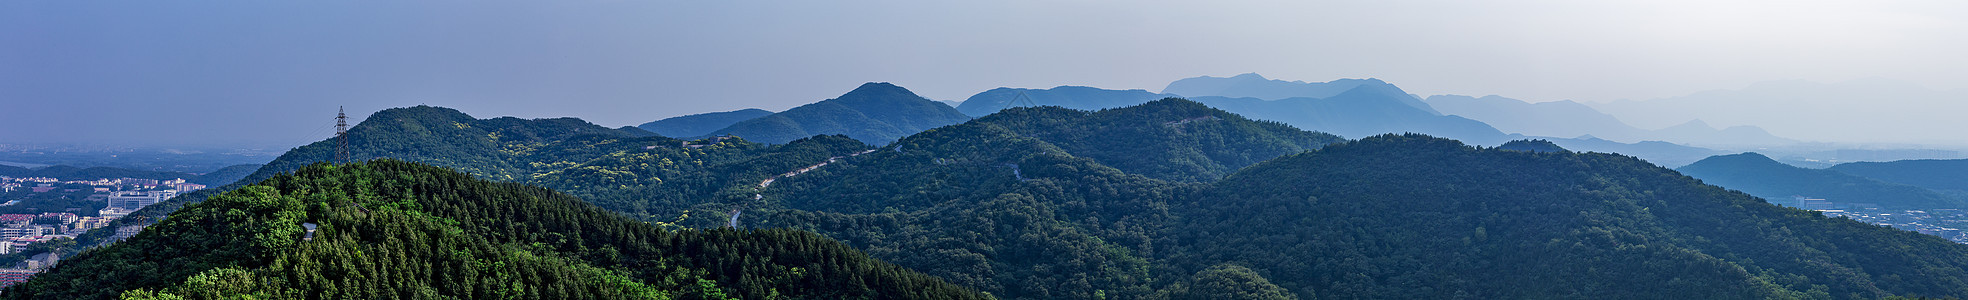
7, 160, 982, 299
1175, 134, 1968, 298
54, 101, 1968, 299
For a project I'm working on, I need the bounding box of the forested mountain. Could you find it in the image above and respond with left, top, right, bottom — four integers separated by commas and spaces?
710, 82, 973, 144
1677, 152, 1966, 208
637, 108, 774, 138
67, 105, 868, 251
1498, 139, 1568, 153
965, 98, 1344, 182
7, 160, 982, 299
1173, 134, 1968, 299
1831, 159, 1968, 192
954, 86, 1169, 117
72, 102, 1968, 299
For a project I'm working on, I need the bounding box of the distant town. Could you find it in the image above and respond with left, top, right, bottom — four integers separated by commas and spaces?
1785, 196, 1968, 244
0, 174, 205, 287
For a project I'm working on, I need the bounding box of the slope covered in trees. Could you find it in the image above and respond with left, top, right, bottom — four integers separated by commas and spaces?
77, 102, 1968, 300
7, 160, 982, 299
1172, 134, 1968, 299
954, 86, 1169, 117
70, 105, 867, 251
1677, 152, 1966, 208
637, 108, 774, 138
966, 99, 1344, 182
710, 82, 973, 145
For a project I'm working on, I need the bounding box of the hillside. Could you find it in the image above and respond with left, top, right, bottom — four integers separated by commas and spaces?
954, 86, 1169, 117
968, 98, 1343, 182
1677, 152, 1966, 208
1171, 134, 1968, 298
190, 164, 261, 186
69, 105, 867, 251
1830, 159, 1968, 192
637, 108, 774, 138
79, 103, 1968, 300
711, 82, 973, 144
760, 110, 1196, 299
0, 165, 27, 177
7, 160, 982, 299
1498, 139, 1568, 153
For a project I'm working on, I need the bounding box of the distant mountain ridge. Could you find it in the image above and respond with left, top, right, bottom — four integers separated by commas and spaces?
940, 76, 1723, 167
1830, 159, 1968, 192
954, 86, 1169, 117
0, 164, 259, 186
636, 108, 772, 138
1676, 152, 1965, 208
1424, 94, 1798, 147
1163, 73, 1440, 114
1185, 80, 1510, 145
710, 82, 972, 145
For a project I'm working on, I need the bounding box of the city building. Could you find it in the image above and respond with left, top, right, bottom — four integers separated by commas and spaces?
0, 268, 37, 288
0, 214, 32, 228
38, 213, 77, 225
1793, 196, 1834, 211
112, 225, 146, 241
0, 228, 28, 241
108, 190, 175, 210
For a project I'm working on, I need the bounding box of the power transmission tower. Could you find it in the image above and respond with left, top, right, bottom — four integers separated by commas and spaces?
999, 91, 1039, 111
335, 106, 350, 164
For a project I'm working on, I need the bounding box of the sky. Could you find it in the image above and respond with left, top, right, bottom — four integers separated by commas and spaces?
4, 0, 1967, 147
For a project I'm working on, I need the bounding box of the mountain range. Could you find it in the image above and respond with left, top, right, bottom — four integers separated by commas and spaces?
39, 98, 1968, 298
951, 75, 1721, 167
1423, 94, 1797, 147
635, 108, 773, 138
708, 82, 972, 144
27, 74, 1968, 299
953, 86, 1169, 117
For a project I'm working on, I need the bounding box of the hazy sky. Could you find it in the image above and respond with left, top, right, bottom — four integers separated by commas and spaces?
5, 1, 1967, 147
